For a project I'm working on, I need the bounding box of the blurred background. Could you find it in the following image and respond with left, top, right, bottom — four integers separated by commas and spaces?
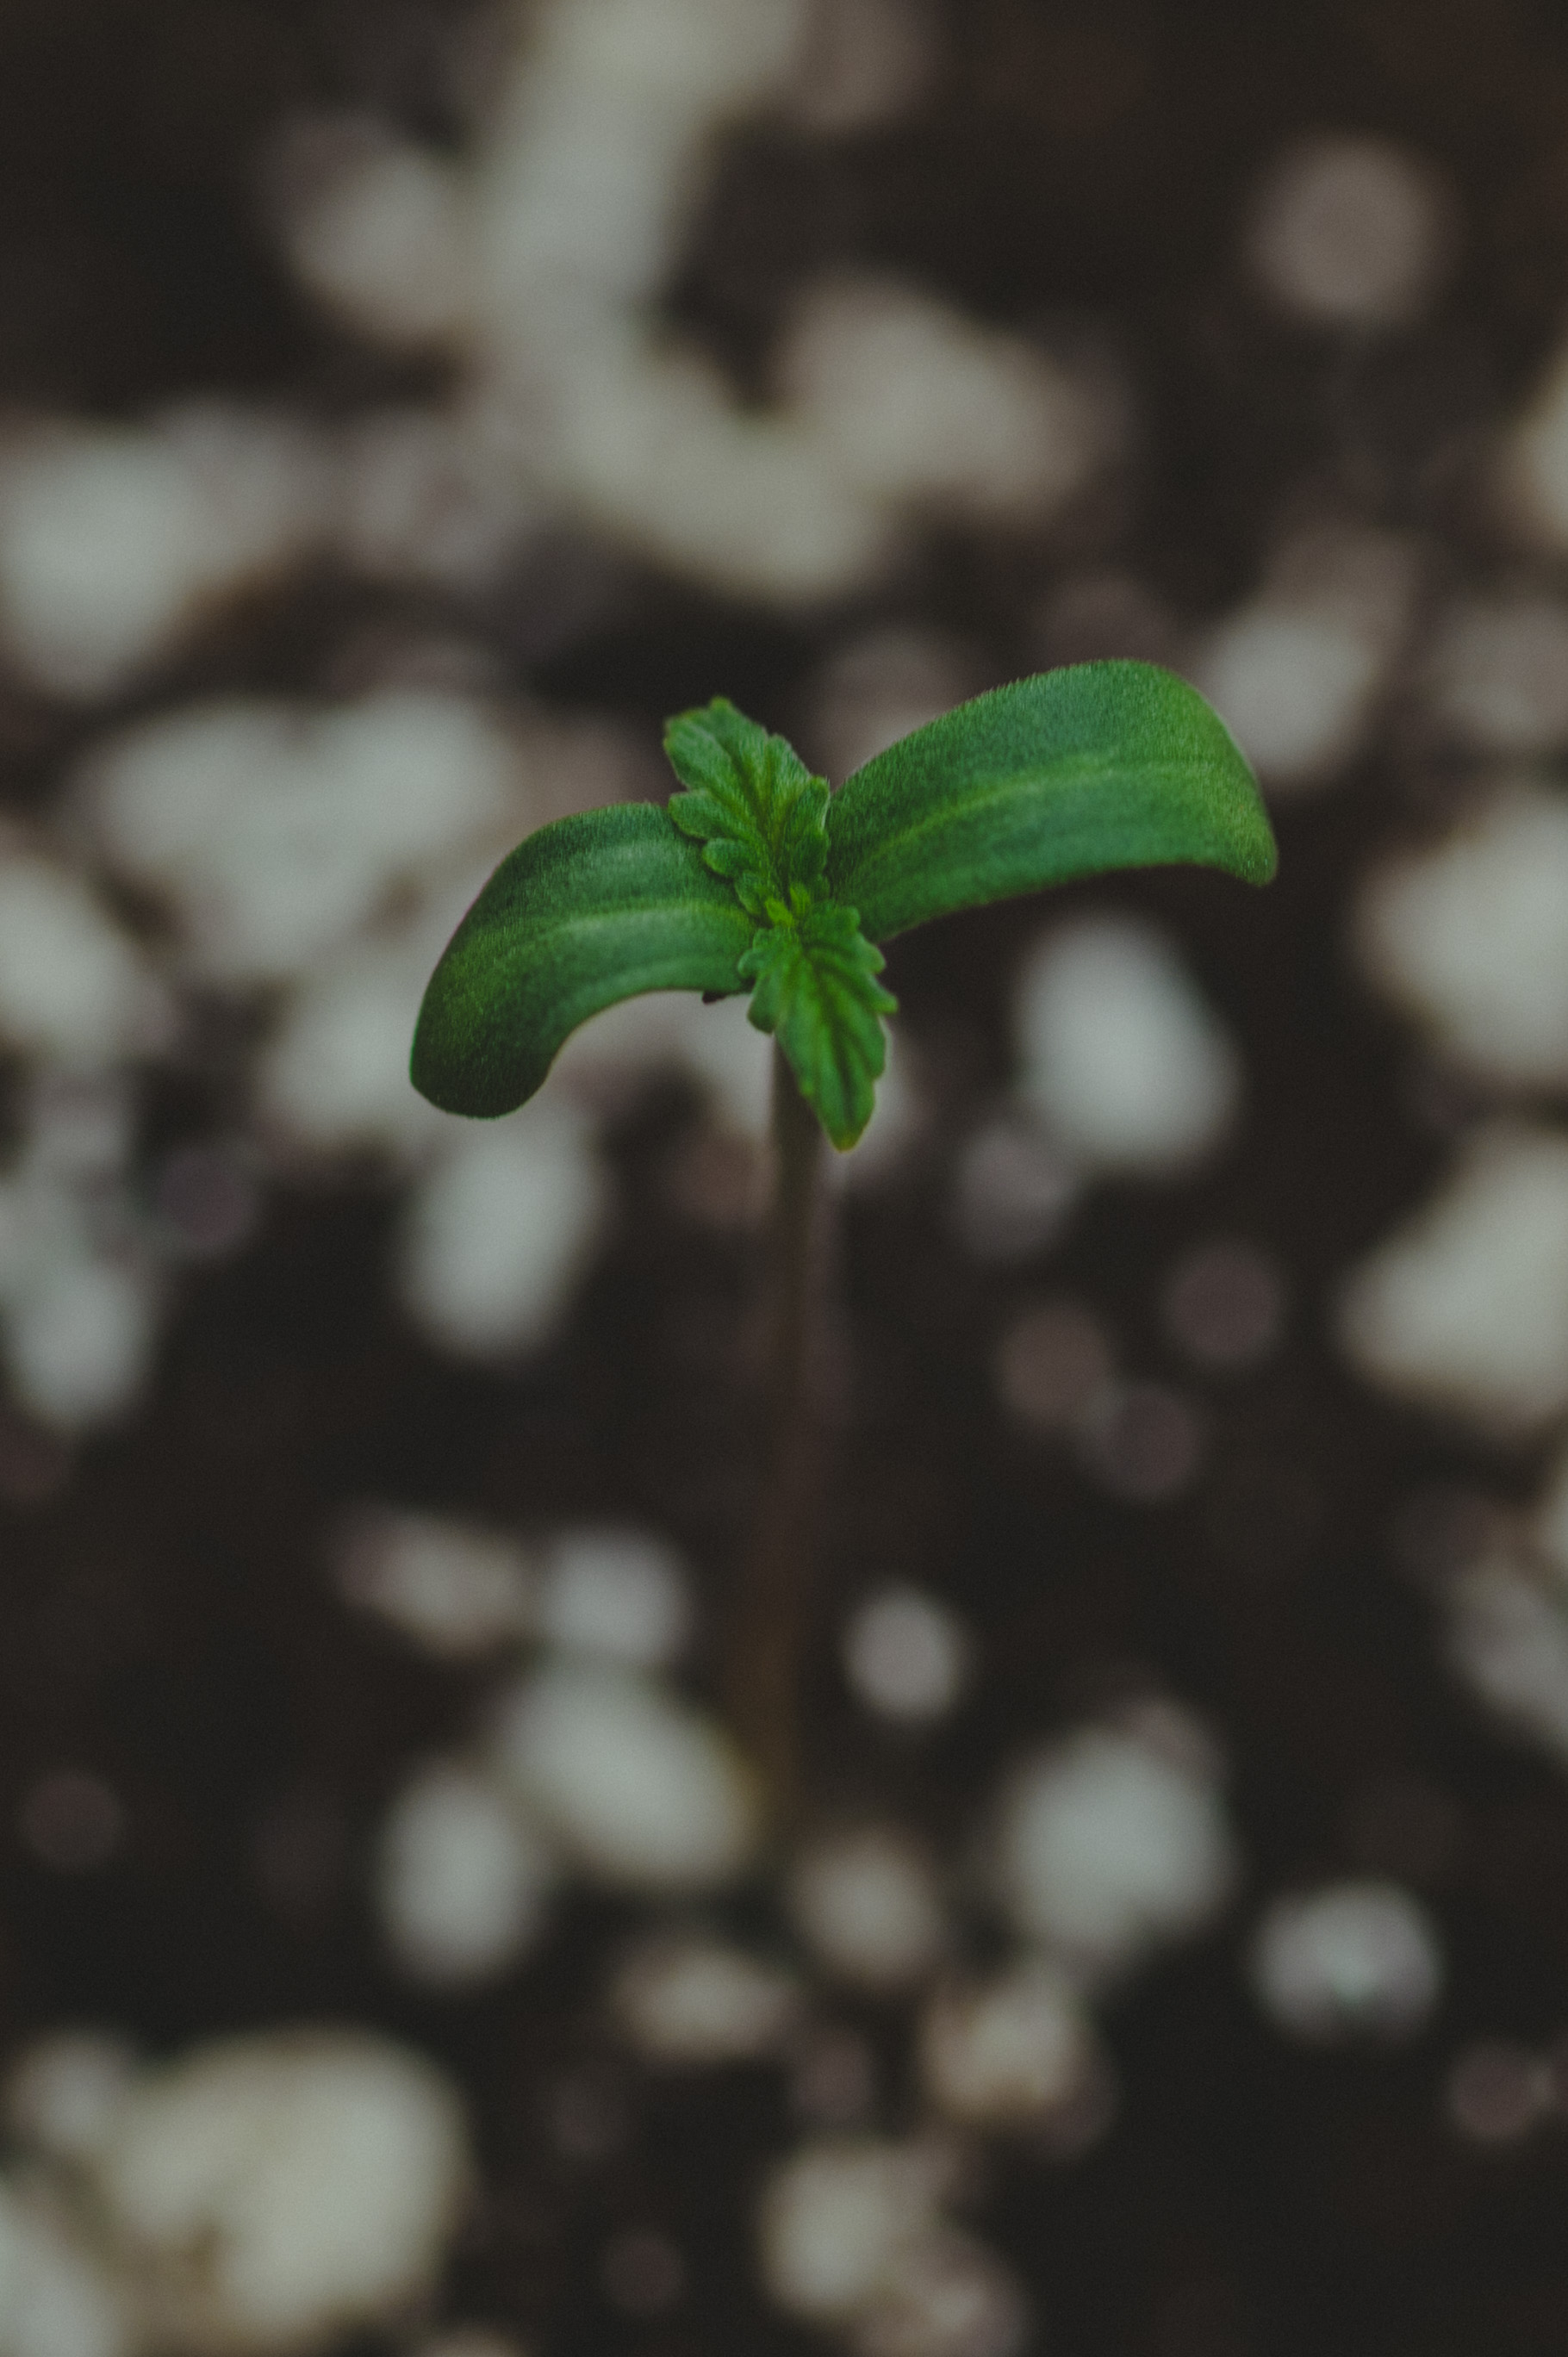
4, 1, 1568, 2352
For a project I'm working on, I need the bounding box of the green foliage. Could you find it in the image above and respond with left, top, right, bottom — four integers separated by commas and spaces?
738, 902, 897, 1149
660, 698, 889, 1145
413, 661, 1276, 1147
664, 699, 830, 918
824, 662, 1277, 941
410, 803, 751, 1120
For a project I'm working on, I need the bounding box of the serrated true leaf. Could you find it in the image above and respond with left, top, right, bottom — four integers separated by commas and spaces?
738, 901, 897, 1150
824, 661, 1277, 943
664, 698, 830, 919
411, 803, 753, 1117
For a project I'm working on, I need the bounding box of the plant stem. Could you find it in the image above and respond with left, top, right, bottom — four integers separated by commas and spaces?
725, 1042, 826, 1829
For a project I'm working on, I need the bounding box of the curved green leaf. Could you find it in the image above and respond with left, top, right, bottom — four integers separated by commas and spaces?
411, 803, 754, 1117
824, 662, 1277, 944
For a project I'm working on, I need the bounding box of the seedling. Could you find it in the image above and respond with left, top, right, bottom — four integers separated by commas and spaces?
413, 662, 1276, 1809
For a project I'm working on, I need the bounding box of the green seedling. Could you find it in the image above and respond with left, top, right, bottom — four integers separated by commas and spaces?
413, 661, 1276, 1811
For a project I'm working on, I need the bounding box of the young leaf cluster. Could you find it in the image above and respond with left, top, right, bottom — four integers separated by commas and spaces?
663, 700, 829, 918
663, 700, 895, 1147
411, 661, 1279, 1153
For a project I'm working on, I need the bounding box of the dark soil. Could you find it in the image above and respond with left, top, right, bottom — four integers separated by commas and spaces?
3, 3, 1568, 2354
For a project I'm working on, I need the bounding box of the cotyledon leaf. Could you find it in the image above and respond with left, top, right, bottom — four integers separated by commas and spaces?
824, 661, 1277, 944
411, 802, 754, 1118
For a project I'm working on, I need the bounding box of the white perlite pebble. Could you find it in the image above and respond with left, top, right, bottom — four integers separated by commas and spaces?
334, 1508, 536, 1659
1444, 1557, 1568, 1766
3, 2033, 137, 2167
540, 339, 896, 606
0, 407, 329, 699
777, 274, 1107, 527
0, 857, 168, 1069
479, 88, 1085, 594
841, 1587, 970, 1724
918, 1962, 1098, 2130
1013, 914, 1240, 1177
1426, 598, 1568, 756
256, 892, 477, 1163
757, 2138, 954, 2325
489, 1664, 760, 1892
271, 119, 473, 351
1, 1242, 160, 1435
1195, 609, 1381, 794
536, 1527, 692, 1668
1248, 1881, 1443, 2044
376, 1759, 556, 1986
0, 1081, 161, 1433
90, 2029, 470, 2354
259, 0, 1121, 612
994, 1724, 1237, 1978
1192, 525, 1418, 794
760, 2140, 1029, 2357
477, 0, 809, 326
1244, 135, 1455, 329
1353, 785, 1568, 1091
1335, 1125, 1568, 1436
1499, 336, 1568, 550
262, 944, 445, 1160
397, 1106, 612, 1359
610, 1930, 803, 2065
78, 691, 524, 988
849, 2228, 1029, 2357
0, 2180, 134, 2357
787, 1826, 948, 1993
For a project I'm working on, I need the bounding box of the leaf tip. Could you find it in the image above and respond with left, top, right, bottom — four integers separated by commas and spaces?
1225, 789, 1280, 888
